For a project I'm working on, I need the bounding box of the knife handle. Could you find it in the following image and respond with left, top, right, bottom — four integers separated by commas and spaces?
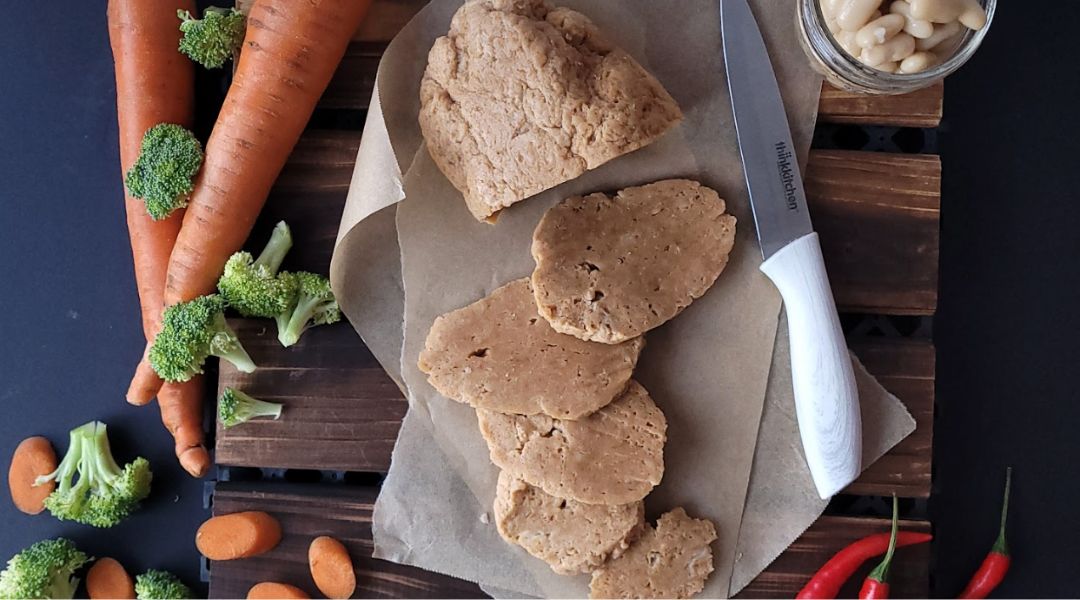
760, 232, 862, 499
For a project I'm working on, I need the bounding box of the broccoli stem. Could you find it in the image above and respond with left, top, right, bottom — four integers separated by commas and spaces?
86, 423, 123, 483
215, 344, 257, 374
237, 390, 284, 420
45, 576, 78, 600
254, 221, 293, 274
38, 427, 86, 494
278, 294, 323, 347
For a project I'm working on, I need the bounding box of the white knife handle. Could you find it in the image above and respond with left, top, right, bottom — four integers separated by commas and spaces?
760, 232, 862, 499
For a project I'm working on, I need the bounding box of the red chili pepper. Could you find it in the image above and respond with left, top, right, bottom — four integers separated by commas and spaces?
796, 527, 932, 599
959, 467, 1013, 599
859, 496, 900, 599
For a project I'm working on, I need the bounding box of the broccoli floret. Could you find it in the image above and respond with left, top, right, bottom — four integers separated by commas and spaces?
218, 221, 297, 317
34, 422, 152, 528
218, 388, 283, 428
134, 570, 192, 600
275, 272, 342, 347
149, 295, 257, 382
178, 6, 247, 69
124, 124, 204, 221
0, 538, 88, 600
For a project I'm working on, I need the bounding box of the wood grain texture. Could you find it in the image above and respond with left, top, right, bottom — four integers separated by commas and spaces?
846, 338, 935, 497
216, 319, 406, 472
735, 515, 931, 598
818, 81, 944, 128
808, 150, 941, 315
208, 482, 484, 599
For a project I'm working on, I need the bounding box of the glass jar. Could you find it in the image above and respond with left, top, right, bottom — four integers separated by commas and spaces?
797, 0, 996, 95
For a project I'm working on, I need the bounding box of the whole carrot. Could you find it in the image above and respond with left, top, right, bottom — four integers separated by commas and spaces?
129, 0, 374, 403
107, 0, 195, 341
859, 496, 899, 599
109, 0, 212, 478
166, 0, 374, 303
796, 529, 932, 599
958, 467, 1013, 599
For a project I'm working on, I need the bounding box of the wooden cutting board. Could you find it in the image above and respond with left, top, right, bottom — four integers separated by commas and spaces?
211, 1, 940, 597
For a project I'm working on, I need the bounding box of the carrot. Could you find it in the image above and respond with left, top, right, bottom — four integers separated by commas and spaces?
196, 511, 282, 560
157, 377, 211, 478
128, 0, 371, 409
7, 436, 57, 515
162, 0, 374, 307
108, 0, 195, 341
247, 582, 310, 599
109, 0, 212, 475
308, 536, 356, 600
87, 557, 136, 600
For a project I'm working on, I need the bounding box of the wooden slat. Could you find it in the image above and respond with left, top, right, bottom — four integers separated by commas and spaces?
818, 81, 944, 128
208, 482, 483, 599
846, 338, 935, 497
736, 515, 931, 598
808, 150, 941, 315
216, 319, 405, 471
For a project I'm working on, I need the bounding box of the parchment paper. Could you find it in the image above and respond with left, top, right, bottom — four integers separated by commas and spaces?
327, 0, 917, 597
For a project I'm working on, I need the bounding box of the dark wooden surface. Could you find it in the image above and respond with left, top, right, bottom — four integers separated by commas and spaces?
807, 150, 941, 315
845, 339, 934, 498
208, 482, 483, 599
215, 1, 944, 597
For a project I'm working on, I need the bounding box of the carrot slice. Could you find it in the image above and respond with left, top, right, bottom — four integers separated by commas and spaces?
309, 536, 356, 599
196, 511, 282, 560
87, 557, 136, 600
247, 582, 310, 599
8, 436, 57, 515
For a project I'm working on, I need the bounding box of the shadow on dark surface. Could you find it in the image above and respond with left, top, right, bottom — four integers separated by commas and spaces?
933, 0, 1080, 596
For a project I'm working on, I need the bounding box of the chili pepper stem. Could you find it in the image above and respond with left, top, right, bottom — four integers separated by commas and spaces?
859, 495, 899, 599
991, 466, 1012, 556
958, 467, 1014, 599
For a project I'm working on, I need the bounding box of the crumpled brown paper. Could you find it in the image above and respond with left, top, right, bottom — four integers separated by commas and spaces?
328, 0, 916, 597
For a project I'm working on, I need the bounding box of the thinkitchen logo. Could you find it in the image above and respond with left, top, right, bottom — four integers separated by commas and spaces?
775, 141, 799, 211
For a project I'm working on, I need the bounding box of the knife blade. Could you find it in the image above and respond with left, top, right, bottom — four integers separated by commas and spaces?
722, 0, 862, 499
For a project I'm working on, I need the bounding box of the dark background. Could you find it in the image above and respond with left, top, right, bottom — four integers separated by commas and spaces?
1, 1, 1077, 598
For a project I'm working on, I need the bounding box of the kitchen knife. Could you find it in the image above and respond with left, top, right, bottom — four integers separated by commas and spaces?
721, 0, 861, 498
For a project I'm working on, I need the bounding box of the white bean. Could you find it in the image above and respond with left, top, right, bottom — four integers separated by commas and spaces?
826, 16, 842, 34
899, 51, 936, 73
820, 0, 845, 20
959, 3, 988, 30
835, 30, 862, 56
875, 60, 901, 73
836, 0, 881, 31
909, 0, 983, 26
915, 20, 961, 51
856, 14, 906, 48
861, 32, 916, 66
889, 1, 934, 39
